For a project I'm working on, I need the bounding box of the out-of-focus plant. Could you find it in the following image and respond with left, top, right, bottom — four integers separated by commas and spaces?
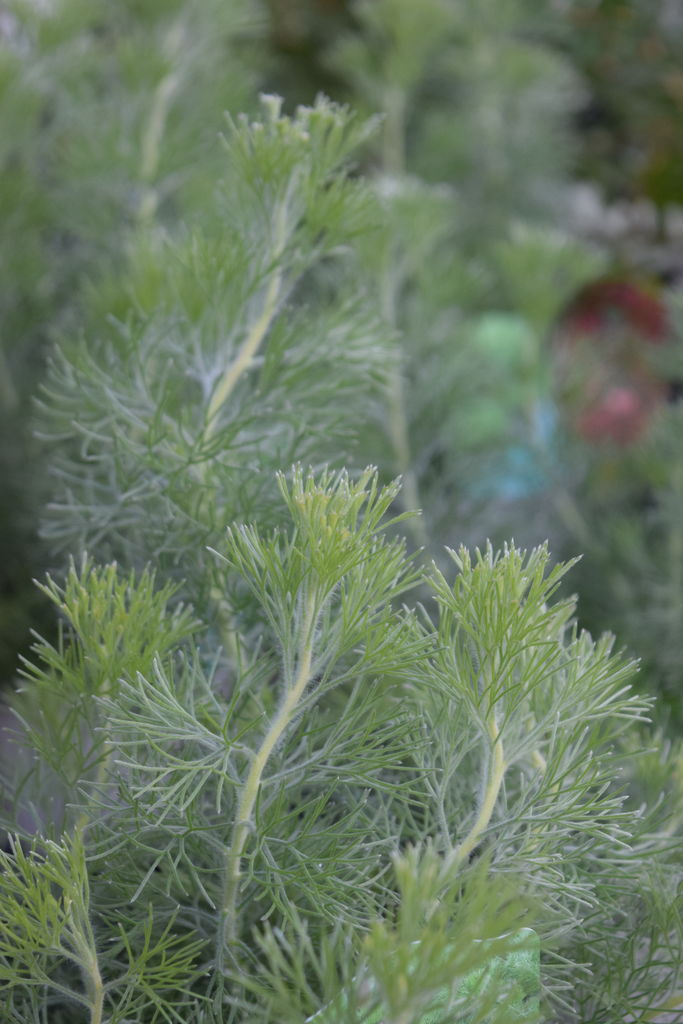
560, 0, 683, 230
0, 0, 263, 682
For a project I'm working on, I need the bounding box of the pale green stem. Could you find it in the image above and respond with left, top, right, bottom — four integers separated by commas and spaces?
72, 650, 119, 838
446, 711, 505, 872
668, 462, 683, 648
435, 781, 453, 848
68, 907, 106, 1024
387, 372, 423, 548
381, 253, 427, 549
202, 192, 290, 666
530, 748, 547, 773
63, 710, 109, 1016
210, 585, 241, 665
204, 198, 289, 440
87, 956, 105, 1024
138, 70, 180, 222
644, 991, 683, 1020
387, 358, 427, 547
218, 591, 318, 955
382, 85, 406, 177
378, 85, 426, 548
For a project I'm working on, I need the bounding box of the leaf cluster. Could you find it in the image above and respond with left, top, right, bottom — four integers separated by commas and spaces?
38, 94, 389, 620
2, 7, 683, 1022
4, 463, 681, 1020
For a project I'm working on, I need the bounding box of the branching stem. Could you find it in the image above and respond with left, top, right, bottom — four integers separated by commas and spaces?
69, 914, 106, 1024
218, 589, 319, 956
446, 710, 505, 872
204, 198, 289, 439
136, 19, 185, 222
87, 958, 105, 1024
644, 991, 683, 1019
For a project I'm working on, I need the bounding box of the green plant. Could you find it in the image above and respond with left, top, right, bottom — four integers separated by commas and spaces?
5, 460, 683, 1021
316, 0, 683, 742
555, 303, 683, 727
2, 3, 683, 1022
313, 0, 607, 553
0, 0, 263, 681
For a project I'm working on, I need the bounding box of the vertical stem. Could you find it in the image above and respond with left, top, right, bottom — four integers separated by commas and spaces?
378, 85, 427, 547
387, 356, 428, 548
88, 959, 105, 1024
204, 196, 290, 440
138, 72, 180, 222
202, 187, 291, 661
382, 86, 407, 175
378, 84, 427, 546
210, 585, 241, 664
668, 461, 683, 649
382, 263, 427, 547
445, 710, 505, 873
68, 894, 106, 1024
217, 590, 319, 960
137, 21, 184, 223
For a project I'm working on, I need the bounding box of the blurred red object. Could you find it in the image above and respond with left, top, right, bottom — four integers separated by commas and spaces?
562, 278, 667, 340
576, 384, 652, 444
555, 276, 669, 445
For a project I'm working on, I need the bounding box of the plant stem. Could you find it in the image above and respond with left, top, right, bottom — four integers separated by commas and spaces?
382, 85, 406, 177
668, 461, 683, 651
643, 991, 683, 1020
66, 808, 107, 1021
387, 358, 427, 546
137, 21, 184, 222
210, 584, 241, 664
217, 589, 318, 955
381, 247, 427, 549
378, 85, 426, 548
204, 197, 289, 439
88, 958, 105, 1024
446, 711, 505, 872
73, 736, 113, 837
69, 918, 106, 1024
138, 72, 179, 221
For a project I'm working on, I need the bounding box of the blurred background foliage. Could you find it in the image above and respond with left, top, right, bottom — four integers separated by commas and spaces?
2, 0, 683, 726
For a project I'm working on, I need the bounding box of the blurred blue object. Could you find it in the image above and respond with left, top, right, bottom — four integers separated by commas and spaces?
471, 400, 558, 501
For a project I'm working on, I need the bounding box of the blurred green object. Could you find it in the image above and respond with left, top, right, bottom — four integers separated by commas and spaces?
469, 314, 536, 373
308, 929, 541, 1024
0, 0, 262, 684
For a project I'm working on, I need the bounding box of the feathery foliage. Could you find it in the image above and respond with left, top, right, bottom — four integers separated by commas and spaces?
2, 2, 683, 1022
